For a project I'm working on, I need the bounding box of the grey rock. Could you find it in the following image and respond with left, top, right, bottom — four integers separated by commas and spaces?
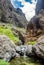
15, 45, 34, 57
15, 45, 27, 56
20, 45, 27, 56
36, 0, 44, 14
33, 35, 44, 59
3, 53, 11, 62
15, 46, 21, 53
0, 0, 27, 28
26, 45, 34, 56
0, 35, 16, 62
15, 53, 20, 58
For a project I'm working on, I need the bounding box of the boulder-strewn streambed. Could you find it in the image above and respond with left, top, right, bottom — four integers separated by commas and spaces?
0, 0, 44, 64
0, 35, 44, 65
0, 25, 44, 65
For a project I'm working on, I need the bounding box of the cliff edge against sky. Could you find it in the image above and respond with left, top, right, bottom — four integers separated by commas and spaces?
36, 0, 44, 14
0, 0, 27, 28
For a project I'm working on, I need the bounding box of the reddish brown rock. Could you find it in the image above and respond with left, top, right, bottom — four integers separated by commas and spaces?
27, 10, 44, 39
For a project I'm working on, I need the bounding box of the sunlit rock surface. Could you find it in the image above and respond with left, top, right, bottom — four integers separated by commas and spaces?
0, 35, 16, 61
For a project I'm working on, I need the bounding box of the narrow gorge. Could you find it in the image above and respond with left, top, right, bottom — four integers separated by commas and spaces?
0, 0, 44, 65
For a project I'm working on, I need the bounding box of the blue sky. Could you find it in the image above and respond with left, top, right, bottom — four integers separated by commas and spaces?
11, 0, 24, 8
11, 0, 37, 21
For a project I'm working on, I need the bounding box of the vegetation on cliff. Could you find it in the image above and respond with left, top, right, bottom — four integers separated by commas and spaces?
0, 25, 19, 44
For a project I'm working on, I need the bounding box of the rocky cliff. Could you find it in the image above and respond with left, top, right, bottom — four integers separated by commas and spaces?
0, 0, 27, 28
27, 0, 44, 38
36, 0, 44, 14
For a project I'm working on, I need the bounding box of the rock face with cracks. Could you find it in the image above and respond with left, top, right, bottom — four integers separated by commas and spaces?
0, 35, 44, 62
36, 0, 44, 14
33, 35, 44, 59
27, 10, 44, 39
0, 35, 16, 62
0, 0, 27, 28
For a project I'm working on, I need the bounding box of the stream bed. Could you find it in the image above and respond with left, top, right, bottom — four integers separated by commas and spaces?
10, 57, 44, 65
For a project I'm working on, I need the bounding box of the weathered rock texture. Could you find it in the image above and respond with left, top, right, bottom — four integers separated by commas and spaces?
0, 0, 27, 28
0, 35, 16, 61
15, 45, 34, 57
33, 35, 44, 59
27, 10, 44, 39
26, 0, 44, 40
36, 0, 44, 14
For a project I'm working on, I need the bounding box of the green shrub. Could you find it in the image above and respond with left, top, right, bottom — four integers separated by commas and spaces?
0, 26, 19, 44
27, 41, 36, 45
0, 59, 9, 65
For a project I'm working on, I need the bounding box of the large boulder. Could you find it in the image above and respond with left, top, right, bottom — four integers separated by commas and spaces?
0, 35, 16, 61
33, 35, 44, 59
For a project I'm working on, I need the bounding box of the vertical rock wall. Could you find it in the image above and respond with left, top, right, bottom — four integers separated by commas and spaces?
36, 0, 44, 14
